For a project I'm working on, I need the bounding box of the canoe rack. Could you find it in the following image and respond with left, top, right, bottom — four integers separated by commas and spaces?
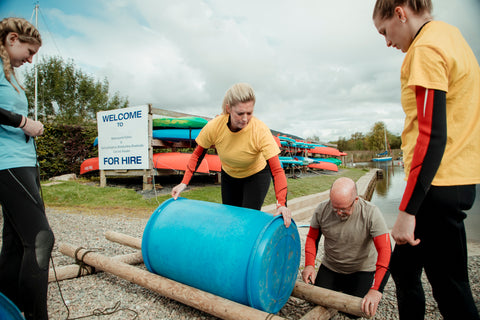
99, 105, 215, 190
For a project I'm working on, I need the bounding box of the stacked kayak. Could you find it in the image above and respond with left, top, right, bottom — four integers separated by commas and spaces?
308, 162, 338, 172
152, 116, 208, 129
279, 156, 303, 169
294, 156, 339, 172
80, 152, 221, 174
152, 128, 201, 142
152, 116, 207, 142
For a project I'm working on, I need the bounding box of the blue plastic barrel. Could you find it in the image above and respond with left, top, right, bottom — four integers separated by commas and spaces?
142, 198, 300, 313
0, 292, 24, 320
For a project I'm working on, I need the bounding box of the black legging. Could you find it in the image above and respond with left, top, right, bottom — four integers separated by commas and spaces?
0, 167, 54, 320
314, 264, 374, 297
390, 184, 479, 320
315, 264, 374, 319
220, 164, 271, 210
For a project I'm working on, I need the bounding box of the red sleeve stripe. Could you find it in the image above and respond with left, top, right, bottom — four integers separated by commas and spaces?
305, 227, 320, 267
181, 146, 206, 185
371, 233, 392, 292
268, 156, 288, 207
399, 87, 434, 212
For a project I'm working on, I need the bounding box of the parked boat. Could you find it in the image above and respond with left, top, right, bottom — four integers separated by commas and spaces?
372, 129, 393, 162
372, 150, 393, 162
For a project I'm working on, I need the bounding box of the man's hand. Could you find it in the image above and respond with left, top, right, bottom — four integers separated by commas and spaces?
361, 289, 382, 317
301, 265, 316, 284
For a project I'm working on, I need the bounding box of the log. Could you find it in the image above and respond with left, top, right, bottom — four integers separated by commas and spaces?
49, 251, 143, 282
291, 281, 368, 318
58, 243, 287, 320
49, 264, 94, 282
105, 230, 141, 249
300, 306, 337, 320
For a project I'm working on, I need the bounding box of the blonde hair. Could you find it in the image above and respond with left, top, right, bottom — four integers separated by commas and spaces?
221, 83, 256, 114
0, 17, 42, 92
373, 0, 432, 20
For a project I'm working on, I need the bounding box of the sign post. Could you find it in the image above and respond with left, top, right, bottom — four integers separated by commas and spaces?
97, 105, 154, 190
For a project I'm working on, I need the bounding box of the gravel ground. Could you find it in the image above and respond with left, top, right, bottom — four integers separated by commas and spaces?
1, 207, 479, 320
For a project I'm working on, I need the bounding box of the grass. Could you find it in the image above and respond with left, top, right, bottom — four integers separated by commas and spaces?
41, 167, 368, 217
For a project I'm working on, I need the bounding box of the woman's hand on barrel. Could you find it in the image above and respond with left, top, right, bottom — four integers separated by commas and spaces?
275, 206, 291, 228
171, 183, 187, 200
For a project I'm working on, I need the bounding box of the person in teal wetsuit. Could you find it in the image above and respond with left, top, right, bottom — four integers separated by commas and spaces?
0, 17, 54, 320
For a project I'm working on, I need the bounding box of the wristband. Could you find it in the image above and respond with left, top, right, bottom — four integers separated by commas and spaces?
19, 117, 27, 128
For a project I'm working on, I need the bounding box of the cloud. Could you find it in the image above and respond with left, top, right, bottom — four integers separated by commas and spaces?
16, 0, 480, 142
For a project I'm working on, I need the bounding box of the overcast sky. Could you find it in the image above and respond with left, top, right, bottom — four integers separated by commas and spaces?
2, 0, 479, 142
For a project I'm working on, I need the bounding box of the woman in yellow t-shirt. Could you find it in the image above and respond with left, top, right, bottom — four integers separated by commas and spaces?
373, 1, 480, 319
171, 83, 291, 227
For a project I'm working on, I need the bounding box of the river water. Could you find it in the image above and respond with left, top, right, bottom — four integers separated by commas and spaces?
352, 162, 480, 242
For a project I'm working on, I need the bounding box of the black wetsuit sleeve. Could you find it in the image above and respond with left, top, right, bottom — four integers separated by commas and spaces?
0, 107, 23, 127
399, 87, 447, 215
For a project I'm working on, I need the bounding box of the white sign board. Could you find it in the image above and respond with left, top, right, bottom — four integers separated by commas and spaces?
97, 105, 149, 170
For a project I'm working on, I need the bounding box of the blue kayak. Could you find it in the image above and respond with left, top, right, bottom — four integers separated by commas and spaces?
93, 128, 202, 146
152, 128, 201, 141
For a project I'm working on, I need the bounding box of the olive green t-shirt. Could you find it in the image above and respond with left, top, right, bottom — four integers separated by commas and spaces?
310, 197, 389, 274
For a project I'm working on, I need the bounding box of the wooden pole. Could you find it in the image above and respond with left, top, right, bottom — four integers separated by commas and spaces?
58, 243, 287, 320
299, 306, 337, 320
49, 251, 143, 282
102, 231, 370, 318
291, 282, 368, 318
105, 230, 141, 249
49, 263, 94, 283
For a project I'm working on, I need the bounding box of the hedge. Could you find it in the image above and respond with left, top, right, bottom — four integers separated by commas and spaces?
35, 123, 98, 179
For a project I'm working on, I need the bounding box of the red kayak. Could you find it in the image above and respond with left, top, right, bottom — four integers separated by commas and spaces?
80, 157, 99, 174
308, 162, 338, 172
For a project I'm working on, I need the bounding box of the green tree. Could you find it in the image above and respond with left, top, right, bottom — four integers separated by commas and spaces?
367, 121, 389, 151
388, 133, 402, 149
350, 132, 366, 150
23, 56, 129, 124
337, 132, 367, 151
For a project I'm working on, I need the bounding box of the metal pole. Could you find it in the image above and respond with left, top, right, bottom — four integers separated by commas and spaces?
34, 3, 39, 121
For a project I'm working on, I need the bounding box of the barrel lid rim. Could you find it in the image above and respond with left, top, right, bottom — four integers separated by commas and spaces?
245, 216, 300, 313
0, 292, 23, 320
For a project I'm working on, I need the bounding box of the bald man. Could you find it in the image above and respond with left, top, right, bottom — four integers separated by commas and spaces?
301, 177, 392, 318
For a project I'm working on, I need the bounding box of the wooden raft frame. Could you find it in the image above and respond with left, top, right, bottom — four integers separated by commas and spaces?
53, 230, 370, 320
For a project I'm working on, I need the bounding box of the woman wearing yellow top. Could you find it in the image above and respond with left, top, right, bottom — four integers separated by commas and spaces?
373, 1, 480, 319
172, 83, 291, 227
